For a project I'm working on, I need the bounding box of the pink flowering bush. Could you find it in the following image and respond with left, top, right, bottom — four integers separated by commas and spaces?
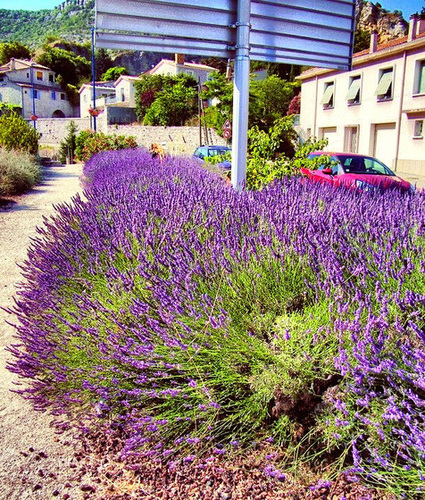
7, 149, 425, 496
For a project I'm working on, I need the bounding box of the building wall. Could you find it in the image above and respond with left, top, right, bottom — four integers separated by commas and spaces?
299, 48, 425, 174
80, 86, 116, 117
21, 87, 73, 119
0, 83, 22, 107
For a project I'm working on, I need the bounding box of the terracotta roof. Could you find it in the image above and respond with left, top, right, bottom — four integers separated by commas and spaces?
0, 59, 51, 72
297, 32, 425, 81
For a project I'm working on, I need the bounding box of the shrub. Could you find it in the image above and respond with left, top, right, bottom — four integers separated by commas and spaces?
0, 146, 41, 195
0, 113, 38, 154
59, 121, 77, 164
74, 130, 138, 163
8, 150, 425, 496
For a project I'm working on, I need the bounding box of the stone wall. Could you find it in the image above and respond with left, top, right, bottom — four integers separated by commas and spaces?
37, 118, 227, 156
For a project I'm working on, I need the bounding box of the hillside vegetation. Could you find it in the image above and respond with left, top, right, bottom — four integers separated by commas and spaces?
0, 1, 94, 47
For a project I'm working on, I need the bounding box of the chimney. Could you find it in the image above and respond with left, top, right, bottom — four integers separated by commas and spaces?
226, 58, 232, 80
408, 15, 418, 41
416, 16, 425, 37
175, 53, 185, 65
10, 58, 15, 71
370, 30, 378, 53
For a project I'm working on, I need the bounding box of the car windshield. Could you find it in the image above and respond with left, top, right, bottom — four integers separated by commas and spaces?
207, 148, 229, 157
337, 155, 395, 176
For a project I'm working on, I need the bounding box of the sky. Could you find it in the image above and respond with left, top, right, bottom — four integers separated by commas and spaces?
0, 0, 422, 18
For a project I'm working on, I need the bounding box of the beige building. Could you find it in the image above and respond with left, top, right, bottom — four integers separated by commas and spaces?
0, 58, 74, 119
79, 77, 140, 125
145, 54, 216, 85
298, 16, 425, 175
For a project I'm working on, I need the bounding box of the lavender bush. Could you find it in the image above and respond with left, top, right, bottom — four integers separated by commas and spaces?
7, 149, 425, 496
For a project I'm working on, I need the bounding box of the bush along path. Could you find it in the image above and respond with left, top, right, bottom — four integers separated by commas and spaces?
6, 150, 425, 499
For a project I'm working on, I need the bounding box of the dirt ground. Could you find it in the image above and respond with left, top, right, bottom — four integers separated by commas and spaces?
0, 162, 105, 500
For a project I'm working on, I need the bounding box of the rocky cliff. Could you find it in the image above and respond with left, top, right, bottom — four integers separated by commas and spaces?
356, 0, 408, 43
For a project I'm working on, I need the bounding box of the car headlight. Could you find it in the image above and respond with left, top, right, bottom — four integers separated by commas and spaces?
355, 179, 377, 192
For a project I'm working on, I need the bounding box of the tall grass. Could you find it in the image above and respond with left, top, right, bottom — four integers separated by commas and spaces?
0, 147, 40, 195
7, 149, 425, 497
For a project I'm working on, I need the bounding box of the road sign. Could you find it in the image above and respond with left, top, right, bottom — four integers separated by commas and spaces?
223, 128, 232, 139
223, 119, 231, 131
95, 0, 355, 70
94, 0, 356, 189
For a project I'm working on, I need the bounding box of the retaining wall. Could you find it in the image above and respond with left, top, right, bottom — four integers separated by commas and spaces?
37, 118, 227, 157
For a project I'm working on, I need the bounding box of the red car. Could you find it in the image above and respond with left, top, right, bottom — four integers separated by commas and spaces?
301, 152, 414, 193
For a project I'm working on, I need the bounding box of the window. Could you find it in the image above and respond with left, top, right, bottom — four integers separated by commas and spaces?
27, 72, 30, 78
36, 71, 43, 81
51, 91, 56, 100
346, 76, 361, 105
49, 74, 54, 83
0, 93, 2, 102
414, 120, 423, 138
376, 68, 393, 100
30, 89, 40, 99
415, 60, 425, 94
321, 82, 334, 108
60, 93, 66, 100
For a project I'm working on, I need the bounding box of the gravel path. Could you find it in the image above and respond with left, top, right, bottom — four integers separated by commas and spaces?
0, 163, 102, 500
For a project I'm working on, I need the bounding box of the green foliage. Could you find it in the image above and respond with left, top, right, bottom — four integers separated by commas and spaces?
0, 41, 31, 64
0, 102, 21, 116
135, 74, 198, 126
59, 121, 77, 164
201, 71, 233, 133
0, 113, 38, 154
101, 66, 128, 82
36, 46, 91, 88
203, 73, 299, 135
354, 28, 371, 53
245, 131, 329, 190
74, 130, 138, 163
0, 2, 95, 47
95, 48, 114, 80
0, 146, 40, 195
249, 75, 299, 130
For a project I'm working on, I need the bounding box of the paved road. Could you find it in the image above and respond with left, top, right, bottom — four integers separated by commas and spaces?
0, 163, 93, 500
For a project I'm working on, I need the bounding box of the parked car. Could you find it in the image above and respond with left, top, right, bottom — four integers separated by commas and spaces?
193, 145, 231, 169
300, 152, 414, 193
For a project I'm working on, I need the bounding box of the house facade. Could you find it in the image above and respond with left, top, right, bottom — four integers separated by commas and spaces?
298, 16, 425, 175
145, 54, 216, 85
79, 77, 139, 125
79, 81, 116, 118
0, 58, 74, 119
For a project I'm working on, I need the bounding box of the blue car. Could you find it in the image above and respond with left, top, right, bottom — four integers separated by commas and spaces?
193, 145, 231, 170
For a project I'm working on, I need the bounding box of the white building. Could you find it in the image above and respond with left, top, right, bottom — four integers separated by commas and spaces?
79, 81, 116, 118
0, 58, 74, 119
145, 54, 216, 85
298, 15, 425, 175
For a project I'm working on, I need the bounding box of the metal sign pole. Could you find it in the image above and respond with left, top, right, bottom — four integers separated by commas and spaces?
231, 0, 251, 191
91, 27, 97, 133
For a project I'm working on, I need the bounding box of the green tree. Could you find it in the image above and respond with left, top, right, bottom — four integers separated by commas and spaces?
0, 113, 38, 154
36, 47, 91, 88
0, 41, 31, 65
59, 121, 77, 164
101, 66, 129, 81
95, 48, 114, 80
249, 75, 299, 130
135, 74, 197, 125
201, 71, 233, 133
143, 79, 197, 126
354, 28, 371, 53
